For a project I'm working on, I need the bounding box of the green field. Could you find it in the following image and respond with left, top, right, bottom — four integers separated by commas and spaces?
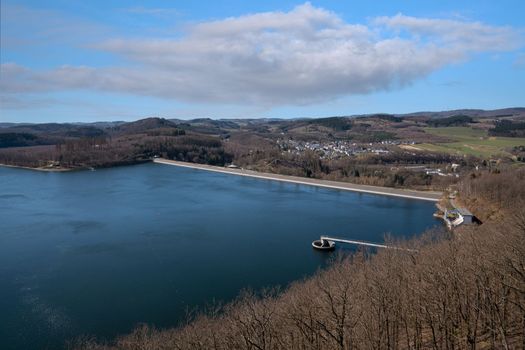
417, 127, 525, 158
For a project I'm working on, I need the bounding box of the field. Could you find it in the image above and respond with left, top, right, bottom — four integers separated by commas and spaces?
416, 127, 525, 158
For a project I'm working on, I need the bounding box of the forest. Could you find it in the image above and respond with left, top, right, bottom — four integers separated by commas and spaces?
427, 115, 473, 127
0, 119, 231, 169
489, 120, 525, 137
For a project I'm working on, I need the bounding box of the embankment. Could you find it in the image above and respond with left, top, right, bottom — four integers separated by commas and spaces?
154, 158, 442, 201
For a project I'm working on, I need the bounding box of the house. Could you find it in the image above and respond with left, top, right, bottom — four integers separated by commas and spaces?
442, 206, 476, 229
456, 207, 474, 224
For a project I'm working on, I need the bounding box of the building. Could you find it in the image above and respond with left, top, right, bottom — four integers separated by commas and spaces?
442, 206, 475, 228
455, 207, 474, 224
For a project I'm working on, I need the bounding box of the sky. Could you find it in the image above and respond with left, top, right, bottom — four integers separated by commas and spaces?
1, 0, 524, 123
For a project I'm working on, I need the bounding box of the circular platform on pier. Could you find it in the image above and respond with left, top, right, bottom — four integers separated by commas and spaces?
312, 239, 335, 251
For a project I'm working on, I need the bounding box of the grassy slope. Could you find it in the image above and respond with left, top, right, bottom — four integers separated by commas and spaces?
418, 127, 525, 158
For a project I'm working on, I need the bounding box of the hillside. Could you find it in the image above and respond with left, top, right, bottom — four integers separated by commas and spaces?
1, 109, 524, 191
0, 118, 229, 169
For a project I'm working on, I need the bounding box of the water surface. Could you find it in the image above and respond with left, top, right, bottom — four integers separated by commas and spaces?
0, 163, 438, 349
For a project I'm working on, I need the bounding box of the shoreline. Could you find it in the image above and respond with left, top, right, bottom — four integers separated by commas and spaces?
154, 158, 442, 202
0, 163, 72, 172
0, 159, 151, 173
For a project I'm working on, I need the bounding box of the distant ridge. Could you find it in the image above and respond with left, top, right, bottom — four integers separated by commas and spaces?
113, 117, 178, 134
395, 107, 525, 119
1, 108, 523, 127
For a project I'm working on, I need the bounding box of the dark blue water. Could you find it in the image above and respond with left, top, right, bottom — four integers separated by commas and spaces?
0, 163, 438, 349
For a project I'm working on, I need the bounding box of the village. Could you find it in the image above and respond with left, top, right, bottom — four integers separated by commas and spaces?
276, 138, 417, 159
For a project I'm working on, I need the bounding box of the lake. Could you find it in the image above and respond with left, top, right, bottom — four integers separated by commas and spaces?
0, 163, 438, 349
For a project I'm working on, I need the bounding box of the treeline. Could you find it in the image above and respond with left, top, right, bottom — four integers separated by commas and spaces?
0, 132, 53, 148
427, 115, 473, 127
0, 117, 238, 169
75, 167, 525, 349
0, 137, 145, 169
458, 165, 525, 221
138, 135, 232, 166
352, 131, 397, 142
489, 120, 525, 137
0, 133, 231, 169
227, 145, 462, 190
3, 123, 106, 137
307, 117, 354, 131
360, 114, 404, 123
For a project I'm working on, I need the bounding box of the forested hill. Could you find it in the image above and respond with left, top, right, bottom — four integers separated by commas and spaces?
1, 109, 524, 192
0, 117, 231, 168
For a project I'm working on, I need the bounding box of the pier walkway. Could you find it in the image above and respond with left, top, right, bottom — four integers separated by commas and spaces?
320, 236, 418, 252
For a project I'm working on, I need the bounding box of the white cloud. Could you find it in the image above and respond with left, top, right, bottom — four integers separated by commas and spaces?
1, 3, 522, 108
374, 13, 521, 52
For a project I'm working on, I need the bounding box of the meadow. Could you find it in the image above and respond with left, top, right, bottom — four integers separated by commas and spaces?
417, 127, 525, 158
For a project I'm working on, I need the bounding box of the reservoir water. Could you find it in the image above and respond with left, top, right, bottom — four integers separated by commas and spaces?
0, 163, 438, 349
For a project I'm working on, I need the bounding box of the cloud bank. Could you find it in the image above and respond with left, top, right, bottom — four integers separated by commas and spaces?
1, 3, 521, 108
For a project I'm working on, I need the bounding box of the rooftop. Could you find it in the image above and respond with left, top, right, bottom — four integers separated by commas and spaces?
456, 207, 473, 216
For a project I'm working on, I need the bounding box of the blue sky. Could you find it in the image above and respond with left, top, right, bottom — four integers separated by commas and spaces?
1, 0, 524, 122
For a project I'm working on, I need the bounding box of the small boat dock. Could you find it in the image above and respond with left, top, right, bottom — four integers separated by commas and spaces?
313, 235, 418, 252
434, 198, 478, 230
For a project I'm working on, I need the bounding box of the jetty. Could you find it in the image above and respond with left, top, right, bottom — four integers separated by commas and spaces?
154, 158, 442, 202
315, 235, 418, 252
